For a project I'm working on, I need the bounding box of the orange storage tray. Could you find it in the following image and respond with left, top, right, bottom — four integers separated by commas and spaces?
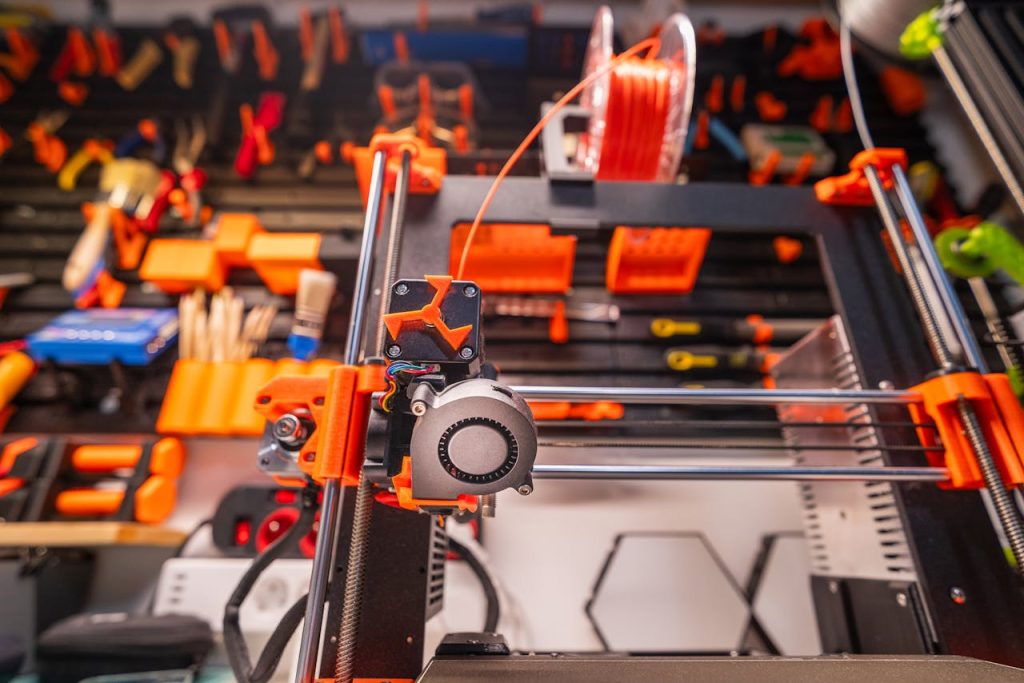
606, 226, 711, 294
448, 223, 576, 294
247, 233, 322, 294
139, 240, 226, 294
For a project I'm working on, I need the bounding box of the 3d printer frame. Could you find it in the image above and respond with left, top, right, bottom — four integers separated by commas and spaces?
307, 174, 1024, 681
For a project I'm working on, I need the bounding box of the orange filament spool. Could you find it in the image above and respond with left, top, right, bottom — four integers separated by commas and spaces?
577, 7, 696, 182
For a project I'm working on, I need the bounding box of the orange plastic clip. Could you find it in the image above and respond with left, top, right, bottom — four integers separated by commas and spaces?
548, 300, 569, 344
299, 7, 315, 62
417, 0, 429, 31
705, 74, 724, 113
730, 75, 746, 113
3, 28, 38, 80
880, 66, 926, 116
251, 20, 279, 81
909, 372, 1024, 490
749, 149, 780, 186
0, 72, 12, 104
773, 236, 803, 264
814, 148, 907, 206
93, 28, 120, 76
777, 18, 841, 81
67, 27, 96, 77
784, 152, 815, 186
810, 95, 833, 133
213, 20, 233, 68
393, 32, 410, 64
833, 97, 853, 133
328, 7, 349, 63
458, 83, 474, 120
383, 275, 473, 351
28, 123, 67, 173
694, 110, 710, 150
58, 80, 89, 106
0, 126, 11, 158
754, 92, 786, 122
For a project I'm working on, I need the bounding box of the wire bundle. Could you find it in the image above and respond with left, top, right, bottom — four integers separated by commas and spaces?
379, 361, 436, 412
594, 56, 675, 181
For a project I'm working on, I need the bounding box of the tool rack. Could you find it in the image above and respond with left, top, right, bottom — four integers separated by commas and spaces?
0, 18, 984, 437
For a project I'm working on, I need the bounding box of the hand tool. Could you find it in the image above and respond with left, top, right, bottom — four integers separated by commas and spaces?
62, 158, 162, 295
115, 38, 163, 91
170, 116, 208, 225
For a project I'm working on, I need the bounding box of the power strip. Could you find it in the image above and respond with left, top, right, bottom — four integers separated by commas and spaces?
153, 558, 312, 681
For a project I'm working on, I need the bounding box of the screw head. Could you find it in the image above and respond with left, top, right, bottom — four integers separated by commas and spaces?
517, 484, 533, 496
411, 401, 427, 416
387, 344, 402, 358
394, 283, 409, 296
950, 586, 966, 604
828, 580, 839, 594
463, 284, 478, 298
896, 592, 908, 607
459, 346, 474, 359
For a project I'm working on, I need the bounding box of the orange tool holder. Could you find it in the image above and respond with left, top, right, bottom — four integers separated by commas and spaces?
814, 148, 907, 206
254, 364, 386, 486
606, 226, 711, 294
350, 134, 445, 204
0, 437, 185, 524
140, 213, 323, 295
909, 372, 1024, 490
448, 223, 577, 294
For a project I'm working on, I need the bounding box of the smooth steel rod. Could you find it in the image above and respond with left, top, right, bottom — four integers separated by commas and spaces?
343, 149, 388, 366
512, 385, 919, 405
892, 164, 987, 371
294, 149, 388, 683
532, 464, 949, 482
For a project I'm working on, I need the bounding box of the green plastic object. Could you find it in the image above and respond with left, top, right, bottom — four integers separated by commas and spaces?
900, 9, 944, 60
935, 222, 1024, 285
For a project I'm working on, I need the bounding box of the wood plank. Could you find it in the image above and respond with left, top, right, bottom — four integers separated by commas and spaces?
0, 522, 185, 547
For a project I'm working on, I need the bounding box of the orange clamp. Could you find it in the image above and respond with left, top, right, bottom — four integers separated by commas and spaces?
814, 148, 907, 206
909, 372, 1024, 490
383, 275, 474, 351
